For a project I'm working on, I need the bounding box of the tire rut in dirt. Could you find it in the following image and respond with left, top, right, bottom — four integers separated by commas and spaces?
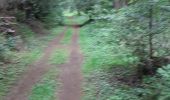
4, 27, 67, 100
58, 26, 83, 100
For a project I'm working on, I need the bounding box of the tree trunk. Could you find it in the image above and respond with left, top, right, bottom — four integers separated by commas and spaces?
113, 0, 128, 9
0, 0, 8, 11
148, 5, 154, 75
149, 5, 153, 59
122, 0, 128, 7
114, 0, 121, 9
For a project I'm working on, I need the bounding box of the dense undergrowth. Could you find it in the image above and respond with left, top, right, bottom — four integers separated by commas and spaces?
80, 23, 141, 100
80, 24, 170, 100
1, 0, 170, 100
63, 15, 89, 26
80, 6, 170, 99
80, 23, 137, 73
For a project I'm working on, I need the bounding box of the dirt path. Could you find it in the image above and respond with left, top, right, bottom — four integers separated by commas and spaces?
58, 26, 83, 100
4, 27, 67, 100
4, 26, 83, 100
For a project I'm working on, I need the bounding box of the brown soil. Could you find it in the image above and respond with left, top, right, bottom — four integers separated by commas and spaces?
4, 25, 83, 100
58, 26, 83, 100
4, 27, 67, 100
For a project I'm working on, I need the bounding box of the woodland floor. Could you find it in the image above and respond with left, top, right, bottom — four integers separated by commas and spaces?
3, 26, 83, 100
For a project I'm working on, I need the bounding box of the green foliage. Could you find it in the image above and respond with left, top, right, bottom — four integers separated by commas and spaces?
74, 0, 98, 14
6, 36, 18, 49
79, 1, 170, 100
63, 15, 89, 25
0, 50, 42, 98
29, 67, 59, 100
0, 24, 64, 99
80, 23, 138, 73
87, 0, 170, 60
0, 24, 44, 98
49, 27, 65, 36
158, 65, 170, 81
0, 35, 8, 61
137, 64, 170, 100
18, 24, 64, 50
50, 48, 69, 65
15, 10, 26, 22
60, 28, 73, 45
1, 0, 170, 100
157, 65, 170, 100
0, 35, 19, 62
24, 0, 64, 20
116, 0, 170, 58
83, 70, 143, 100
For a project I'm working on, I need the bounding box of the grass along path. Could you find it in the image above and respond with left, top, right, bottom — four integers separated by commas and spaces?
60, 27, 73, 45
3, 16, 86, 100
29, 26, 83, 100
63, 15, 89, 26
4, 27, 67, 100
0, 25, 65, 99
79, 21, 139, 100
29, 48, 69, 100
58, 26, 83, 100
0, 50, 42, 99
50, 49, 69, 65
29, 68, 59, 100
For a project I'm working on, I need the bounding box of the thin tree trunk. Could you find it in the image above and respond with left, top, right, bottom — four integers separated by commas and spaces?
149, 5, 153, 59
113, 0, 128, 9
122, 0, 128, 7
148, 5, 154, 75
0, 0, 8, 11
114, 0, 121, 9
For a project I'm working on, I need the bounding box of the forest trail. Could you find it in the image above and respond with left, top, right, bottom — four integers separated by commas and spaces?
4, 26, 83, 100
4, 27, 67, 100
58, 26, 83, 100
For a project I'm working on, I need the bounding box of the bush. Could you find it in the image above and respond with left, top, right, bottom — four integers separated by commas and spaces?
6, 36, 18, 50
0, 35, 18, 62
142, 65, 170, 100
0, 35, 8, 61
15, 10, 26, 22
157, 65, 170, 100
